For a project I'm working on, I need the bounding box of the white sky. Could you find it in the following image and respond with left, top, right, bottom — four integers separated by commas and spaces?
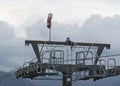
0, 0, 120, 27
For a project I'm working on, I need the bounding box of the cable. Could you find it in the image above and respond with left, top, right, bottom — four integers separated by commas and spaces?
0, 69, 16, 81
100, 54, 120, 58
1, 44, 120, 82
0, 45, 58, 81
23, 45, 57, 67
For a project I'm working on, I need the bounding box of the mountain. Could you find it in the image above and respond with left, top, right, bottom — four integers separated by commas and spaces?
0, 71, 36, 86
32, 76, 120, 86
72, 76, 120, 86
32, 79, 62, 86
1, 71, 120, 86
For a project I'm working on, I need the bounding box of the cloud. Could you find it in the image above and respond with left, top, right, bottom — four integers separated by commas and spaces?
25, 15, 120, 64
25, 20, 80, 41
1, 14, 120, 71
25, 15, 120, 50
79, 15, 120, 54
0, 21, 34, 71
1, 0, 120, 27
25, 15, 120, 52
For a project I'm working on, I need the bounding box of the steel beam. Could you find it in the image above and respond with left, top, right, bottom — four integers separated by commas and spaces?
25, 40, 110, 49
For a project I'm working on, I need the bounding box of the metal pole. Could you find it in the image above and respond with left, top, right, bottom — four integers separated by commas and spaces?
63, 73, 72, 86
49, 28, 51, 41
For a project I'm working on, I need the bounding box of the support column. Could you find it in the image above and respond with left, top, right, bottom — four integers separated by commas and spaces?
63, 73, 72, 86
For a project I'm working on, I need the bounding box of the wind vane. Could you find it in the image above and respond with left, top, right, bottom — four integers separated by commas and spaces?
47, 13, 53, 41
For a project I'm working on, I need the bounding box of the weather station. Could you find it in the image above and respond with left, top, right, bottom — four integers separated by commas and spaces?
14, 13, 120, 86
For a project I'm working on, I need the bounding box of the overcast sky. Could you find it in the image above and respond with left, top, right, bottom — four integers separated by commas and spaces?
0, 0, 120, 27
0, 0, 120, 72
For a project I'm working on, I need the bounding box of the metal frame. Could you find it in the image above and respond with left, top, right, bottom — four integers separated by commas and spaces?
15, 38, 111, 86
